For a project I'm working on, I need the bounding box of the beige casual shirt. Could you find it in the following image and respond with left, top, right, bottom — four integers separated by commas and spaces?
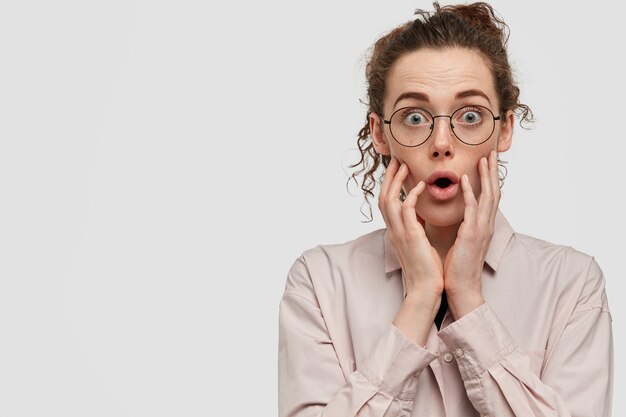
278, 210, 613, 417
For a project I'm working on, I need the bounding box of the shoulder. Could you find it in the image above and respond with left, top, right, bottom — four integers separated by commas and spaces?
513, 232, 591, 260
282, 229, 386, 304
510, 231, 593, 267
300, 228, 385, 267
507, 231, 607, 308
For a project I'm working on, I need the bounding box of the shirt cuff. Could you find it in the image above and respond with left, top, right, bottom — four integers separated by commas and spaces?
437, 302, 518, 381
360, 324, 438, 400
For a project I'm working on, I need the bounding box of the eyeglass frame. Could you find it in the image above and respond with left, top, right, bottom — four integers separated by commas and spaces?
382, 104, 503, 147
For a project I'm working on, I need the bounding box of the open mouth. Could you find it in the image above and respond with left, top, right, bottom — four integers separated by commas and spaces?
425, 171, 460, 201
434, 177, 453, 189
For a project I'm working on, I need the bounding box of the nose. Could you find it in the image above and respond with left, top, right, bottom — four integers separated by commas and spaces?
429, 116, 455, 159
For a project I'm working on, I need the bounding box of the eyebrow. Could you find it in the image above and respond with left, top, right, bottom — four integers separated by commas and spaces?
393, 89, 492, 108
456, 89, 492, 105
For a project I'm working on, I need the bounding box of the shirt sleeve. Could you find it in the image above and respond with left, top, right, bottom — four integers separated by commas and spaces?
278, 255, 438, 417
437, 257, 613, 417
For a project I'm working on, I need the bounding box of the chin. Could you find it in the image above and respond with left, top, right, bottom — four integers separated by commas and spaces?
417, 200, 465, 227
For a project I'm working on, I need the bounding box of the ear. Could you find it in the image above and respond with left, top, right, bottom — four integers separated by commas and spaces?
370, 112, 391, 155
496, 109, 514, 152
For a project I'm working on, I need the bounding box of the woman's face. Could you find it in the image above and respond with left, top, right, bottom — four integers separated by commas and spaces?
370, 47, 514, 227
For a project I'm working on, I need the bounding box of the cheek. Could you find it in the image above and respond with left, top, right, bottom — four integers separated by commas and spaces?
391, 149, 422, 175
465, 148, 493, 196
469, 174, 482, 198
389, 143, 410, 161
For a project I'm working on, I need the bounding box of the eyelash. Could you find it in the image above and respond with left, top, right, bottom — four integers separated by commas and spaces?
460, 106, 482, 114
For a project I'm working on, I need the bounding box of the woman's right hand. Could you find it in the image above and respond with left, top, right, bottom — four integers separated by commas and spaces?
379, 156, 444, 303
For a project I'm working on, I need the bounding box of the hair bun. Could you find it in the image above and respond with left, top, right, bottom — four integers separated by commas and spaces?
417, 1, 510, 45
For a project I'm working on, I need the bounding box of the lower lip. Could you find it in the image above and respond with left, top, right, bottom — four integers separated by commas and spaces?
427, 183, 459, 201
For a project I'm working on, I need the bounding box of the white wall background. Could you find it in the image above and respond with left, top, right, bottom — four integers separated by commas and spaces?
0, 0, 622, 415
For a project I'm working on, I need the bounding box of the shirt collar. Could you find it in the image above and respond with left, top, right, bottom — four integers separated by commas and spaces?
384, 209, 514, 273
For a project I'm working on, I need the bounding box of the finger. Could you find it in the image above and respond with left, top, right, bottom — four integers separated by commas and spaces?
461, 174, 478, 226
477, 155, 493, 226
489, 150, 499, 195
380, 156, 398, 199
379, 156, 399, 229
385, 162, 409, 233
401, 181, 427, 236
416, 212, 426, 229
489, 150, 501, 220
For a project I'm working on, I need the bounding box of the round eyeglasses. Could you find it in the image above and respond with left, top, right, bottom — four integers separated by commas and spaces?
382, 105, 501, 147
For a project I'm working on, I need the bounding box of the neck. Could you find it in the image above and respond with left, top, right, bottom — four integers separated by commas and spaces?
424, 221, 461, 265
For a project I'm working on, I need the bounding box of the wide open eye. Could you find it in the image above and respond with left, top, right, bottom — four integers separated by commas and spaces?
457, 108, 483, 125
402, 109, 430, 126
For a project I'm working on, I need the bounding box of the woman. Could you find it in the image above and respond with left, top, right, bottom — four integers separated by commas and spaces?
278, 3, 613, 416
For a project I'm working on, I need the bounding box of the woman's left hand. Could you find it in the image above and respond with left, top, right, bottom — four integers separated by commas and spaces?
443, 150, 501, 320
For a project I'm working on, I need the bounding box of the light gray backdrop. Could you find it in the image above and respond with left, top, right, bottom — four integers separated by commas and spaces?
0, 0, 622, 416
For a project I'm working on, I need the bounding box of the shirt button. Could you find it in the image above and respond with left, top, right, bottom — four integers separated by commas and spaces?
455, 348, 464, 357
443, 352, 454, 363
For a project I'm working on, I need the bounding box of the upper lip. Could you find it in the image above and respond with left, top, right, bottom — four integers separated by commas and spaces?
426, 170, 459, 185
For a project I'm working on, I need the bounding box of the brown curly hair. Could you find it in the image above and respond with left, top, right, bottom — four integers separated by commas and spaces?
346, 2, 534, 222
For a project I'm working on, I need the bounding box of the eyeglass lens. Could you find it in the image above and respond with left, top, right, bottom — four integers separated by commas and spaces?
389, 105, 495, 146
